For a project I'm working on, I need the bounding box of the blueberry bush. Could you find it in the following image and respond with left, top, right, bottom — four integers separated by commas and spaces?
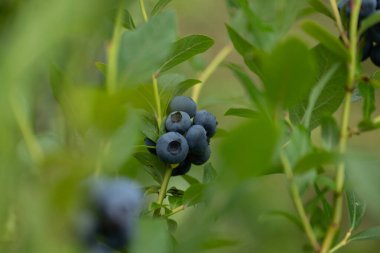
1, 0, 380, 252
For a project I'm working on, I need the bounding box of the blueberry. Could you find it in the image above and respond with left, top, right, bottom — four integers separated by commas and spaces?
171, 159, 192, 176
168, 96, 197, 118
84, 178, 143, 251
193, 110, 217, 138
186, 125, 209, 155
88, 244, 112, 253
370, 23, 380, 43
188, 146, 211, 165
370, 44, 380, 66
360, 36, 373, 61
345, 0, 377, 18
144, 138, 156, 155
377, 0, 380, 9
156, 132, 189, 164
165, 111, 192, 134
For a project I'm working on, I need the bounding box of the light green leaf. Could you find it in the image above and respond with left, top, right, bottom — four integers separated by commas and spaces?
349, 227, 380, 242
118, 11, 176, 86
183, 183, 205, 206
346, 190, 366, 230
359, 11, 380, 35
224, 108, 258, 118
182, 174, 201, 185
261, 37, 317, 108
203, 163, 217, 184
159, 35, 214, 73
307, 0, 334, 19
301, 20, 348, 60
133, 152, 166, 183
321, 116, 340, 150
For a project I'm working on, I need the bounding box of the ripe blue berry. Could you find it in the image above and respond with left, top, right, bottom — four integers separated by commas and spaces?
165, 111, 192, 134
168, 96, 197, 118
84, 178, 143, 251
370, 44, 380, 66
370, 23, 380, 43
186, 125, 209, 155
188, 146, 211, 165
144, 138, 156, 155
340, 0, 376, 19
171, 159, 192, 176
156, 132, 189, 164
193, 110, 217, 138
361, 38, 372, 61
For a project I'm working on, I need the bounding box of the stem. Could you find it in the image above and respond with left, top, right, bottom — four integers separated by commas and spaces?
139, 0, 148, 22
167, 204, 186, 217
154, 166, 172, 216
321, 1, 361, 252
10, 95, 44, 165
106, 4, 124, 94
152, 75, 162, 131
329, 228, 353, 253
191, 45, 232, 103
328, 0, 350, 47
280, 152, 321, 251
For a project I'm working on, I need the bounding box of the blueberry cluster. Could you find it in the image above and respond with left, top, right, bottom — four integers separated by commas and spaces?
145, 96, 217, 176
77, 178, 143, 253
339, 0, 380, 65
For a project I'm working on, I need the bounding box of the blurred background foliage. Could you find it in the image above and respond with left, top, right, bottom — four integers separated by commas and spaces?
0, 0, 379, 253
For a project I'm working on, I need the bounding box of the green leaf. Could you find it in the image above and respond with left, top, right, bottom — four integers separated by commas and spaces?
95, 61, 106, 75
285, 126, 312, 167
347, 152, 380, 217
293, 150, 340, 173
260, 210, 303, 231
227, 63, 265, 111
358, 82, 376, 121
118, 11, 176, 86
133, 152, 166, 183
290, 45, 346, 129
183, 183, 205, 206
301, 20, 348, 60
201, 237, 239, 250
359, 11, 380, 35
123, 10, 135, 30
224, 108, 258, 118
168, 195, 183, 209
303, 64, 339, 129
320, 116, 340, 150
159, 35, 214, 73
349, 227, 380, 242
261, 37, 317, 108
346, 190, 366, 230
131, 219, 171, 253
226, 24, 262, 74
220, 113, 279, 179
151, 0, 173, 16
182, 174, 201, 185
203, 163, 217, 184
307, 0, 334, 19
174, 79, 201, 96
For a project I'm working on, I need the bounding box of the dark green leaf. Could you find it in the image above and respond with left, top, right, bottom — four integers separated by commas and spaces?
303, 64, 339, 129
174, 79, 201, 96
290, 45, 346, 129
95, 61, 106, 75
349, 227, 380, 242
166, 219, 178, 234
159, 35, 214, 73
285, 126, 311, 167
151, 0, 173, 16
119, 11, 176, 86
203, 163, 217, 184
123, 10, 135, 30
301, 20, 348, 60
261, 37, 317, 108
168, 195, 183, 209
134, 152, 166, 183
183, 183, 205, 206
201, 237, 239, 250
227, 64, 265, 111
225, 108, 258, 118
346, 190, 366, 230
